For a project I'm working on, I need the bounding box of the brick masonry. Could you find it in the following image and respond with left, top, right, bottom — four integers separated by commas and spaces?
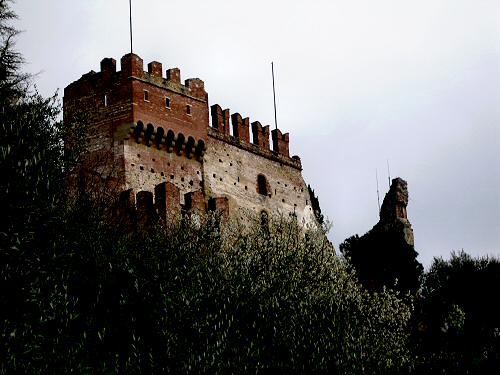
64, 53, 320, 228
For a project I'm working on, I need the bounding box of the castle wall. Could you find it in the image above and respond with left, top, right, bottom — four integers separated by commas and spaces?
204, 134, 317, 228
64, 61, 133, 186
129, 69, 209, 143
64, 52, 321, 228
64, 54, 209, 199
122, 141, 203, 205
64, 59, 134, 151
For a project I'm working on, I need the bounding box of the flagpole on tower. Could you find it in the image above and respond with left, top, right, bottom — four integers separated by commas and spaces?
387, 159, 391, 189
376, 169, 381, 214
129, 0, 133, 53
271, 62, 278, 131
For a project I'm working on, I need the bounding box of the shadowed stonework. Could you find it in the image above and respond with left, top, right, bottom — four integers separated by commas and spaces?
339, 177, 422, 292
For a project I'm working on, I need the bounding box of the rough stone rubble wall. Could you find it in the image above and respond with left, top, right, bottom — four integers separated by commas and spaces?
203, 137, 317, 228
123, 143, 203, 205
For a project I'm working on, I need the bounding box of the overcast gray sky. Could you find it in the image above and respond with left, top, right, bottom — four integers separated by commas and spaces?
13, 0, 500, 266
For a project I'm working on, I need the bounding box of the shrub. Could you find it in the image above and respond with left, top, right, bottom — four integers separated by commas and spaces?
1, 209, 414, 373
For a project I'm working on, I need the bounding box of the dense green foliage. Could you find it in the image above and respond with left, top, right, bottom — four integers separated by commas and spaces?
0, 0, 66, 242
1, 207, 415, 373
413, 251, 500, 374
0, 0, 28, 106
340, 231, 423, 293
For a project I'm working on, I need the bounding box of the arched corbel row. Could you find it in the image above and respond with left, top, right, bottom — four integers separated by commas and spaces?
154, 127, 164, 149
186, 136, 196, 159
128, 121, 205, 160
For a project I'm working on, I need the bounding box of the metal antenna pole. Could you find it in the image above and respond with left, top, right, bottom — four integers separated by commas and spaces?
376, 169, 381, 214
387, 159, 391, 188
271, 62, 278, 130
129, 0, 133, 53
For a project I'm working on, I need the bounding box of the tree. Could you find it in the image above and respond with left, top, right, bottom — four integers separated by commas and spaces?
340, 178, 423, 294
414, 251, 500, 374
0, 0, 66, 235
2, 210, 415, 374
0, 2, 70, 371
340, 230, 423, 293
0, 2, 414, 372
0, 0, 29, 108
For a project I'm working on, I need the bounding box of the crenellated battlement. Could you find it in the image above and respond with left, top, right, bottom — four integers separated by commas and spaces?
251, 121, 270, 150
271, 128, 290, 158
64, 53, 297, 165
116, 182, 229, 228
230, 112, 250, 143
208, 104, 300, 169
207, 126, 301, 170
65, 53, 207, 102
64, 50, 318, 231
100, 57, 116, 79
210, 104, 231, 135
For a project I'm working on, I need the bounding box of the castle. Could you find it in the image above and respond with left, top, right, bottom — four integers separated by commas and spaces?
64, 52, 322, 227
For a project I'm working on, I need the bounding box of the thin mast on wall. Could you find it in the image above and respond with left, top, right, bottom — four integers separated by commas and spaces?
271, 62, 278, 130
387, 159, 391, 189
376, 169, 381, 214
129, 0, 133, 53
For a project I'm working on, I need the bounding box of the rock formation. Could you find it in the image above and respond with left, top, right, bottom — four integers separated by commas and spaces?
339, 177, 422, 293
374, 177, 414, 247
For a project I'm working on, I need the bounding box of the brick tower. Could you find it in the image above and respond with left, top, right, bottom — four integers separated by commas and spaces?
64, 52, 320, 227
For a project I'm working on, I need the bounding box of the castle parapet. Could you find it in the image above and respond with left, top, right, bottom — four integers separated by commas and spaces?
100, 58, 116, 80
155, 182, 181, 222
184, 190, 206, 216
210, 104, 230, 135
208, 103, 299, 169
231, 113, 250, 143
251, 121, 270, 150
208, 197, 229, 221
121, 53, 144, 78
166, 68, 180, 84
147, 61, 163, 78
116, 183, 231, 229
185, 78, 205, 98
160, 67, 206, 100
271, 129, 290, 157
210, 104, 272, 149
65, 53, 208, 119
136, 190, 155, 226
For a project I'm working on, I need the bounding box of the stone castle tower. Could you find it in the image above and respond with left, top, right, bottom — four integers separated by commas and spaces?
64, 53, 321, 226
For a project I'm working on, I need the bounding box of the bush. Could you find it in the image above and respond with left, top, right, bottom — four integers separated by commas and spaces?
340, 230, 423, 294
414, 251, 500, 374
0, 2, 413, 372
1, 208, 414, 374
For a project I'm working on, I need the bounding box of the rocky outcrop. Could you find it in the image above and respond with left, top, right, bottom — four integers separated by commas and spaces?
339, 177, 422, 293
374, 177, 414, 246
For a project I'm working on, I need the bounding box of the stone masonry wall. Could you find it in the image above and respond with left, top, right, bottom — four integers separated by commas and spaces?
204, 136, 316, 228
64, 52, 321, 227
123, 142, 203, 205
